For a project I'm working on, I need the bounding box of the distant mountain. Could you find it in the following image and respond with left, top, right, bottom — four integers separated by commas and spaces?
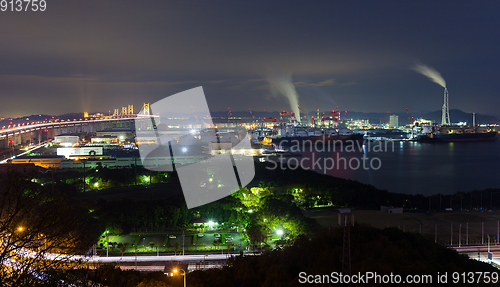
1, 109, 498, 128
211, 110, 282, 119
317, 109, 500, 125
418, 109, 500, 125
214, 109, 500, 125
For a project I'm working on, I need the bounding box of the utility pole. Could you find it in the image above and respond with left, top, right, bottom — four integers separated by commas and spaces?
466, 223, 469, 245
435, 224, 437, 243
339, 211, 353, 287
459, 224, 462, 247
451, 223, 453, 246
106, 231, 109, 257
482, 222, 484, 245
83, 160, 87, 193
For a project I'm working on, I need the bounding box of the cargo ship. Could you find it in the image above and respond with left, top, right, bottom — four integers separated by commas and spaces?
250, 109, 363, 148
251, 127, 363, 147
417, 125, 497, 143
270, 127, 364, 146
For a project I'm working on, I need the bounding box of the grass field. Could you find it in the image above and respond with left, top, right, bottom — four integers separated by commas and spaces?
305, 208, 500, 246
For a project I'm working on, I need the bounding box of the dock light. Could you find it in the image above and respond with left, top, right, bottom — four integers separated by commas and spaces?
276, 229, 283, 236
182, 147, 187, 153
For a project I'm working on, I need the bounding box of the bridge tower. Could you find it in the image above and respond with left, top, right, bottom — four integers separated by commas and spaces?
143, 103, 150, 115
113, 109, 119, 116
122, 106, 127, 116
128, 105, 134, 115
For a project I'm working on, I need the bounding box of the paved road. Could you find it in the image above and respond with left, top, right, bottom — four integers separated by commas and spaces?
88, 253, 246, 263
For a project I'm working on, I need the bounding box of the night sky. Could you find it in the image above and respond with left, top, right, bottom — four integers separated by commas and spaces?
1, 1, 499, 117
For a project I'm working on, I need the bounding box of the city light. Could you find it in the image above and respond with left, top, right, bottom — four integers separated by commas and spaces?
276, 229, 283, 236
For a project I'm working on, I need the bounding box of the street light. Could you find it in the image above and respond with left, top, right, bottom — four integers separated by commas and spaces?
173, 268, 186, 287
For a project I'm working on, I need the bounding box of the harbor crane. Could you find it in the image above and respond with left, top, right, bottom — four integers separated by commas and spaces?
406, 108, 414, 125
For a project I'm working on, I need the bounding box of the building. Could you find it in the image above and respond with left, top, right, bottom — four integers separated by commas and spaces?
0, 163, 45, 173
91, 135, 119, 144
10, 155, 65, 169
54, 135, 80, 146
389, 114, 399, 128
96, 128, 134, 142
57, 147, 103, 158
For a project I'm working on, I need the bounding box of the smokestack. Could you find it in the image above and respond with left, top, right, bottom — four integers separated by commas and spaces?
441, 88, 451, 125
266, 71, 300, 123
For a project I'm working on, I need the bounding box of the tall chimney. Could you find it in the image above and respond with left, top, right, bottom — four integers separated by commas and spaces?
441, 88, 451, 125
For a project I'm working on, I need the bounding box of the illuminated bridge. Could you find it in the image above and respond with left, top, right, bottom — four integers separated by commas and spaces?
0, 116, 137, 149
0, 104, 156, 149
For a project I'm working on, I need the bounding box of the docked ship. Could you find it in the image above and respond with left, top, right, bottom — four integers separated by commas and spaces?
250, 109, 363, 147
417, 125, 497, 143
269, 127, 363, 146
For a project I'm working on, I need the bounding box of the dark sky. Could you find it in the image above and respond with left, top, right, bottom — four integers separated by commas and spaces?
1, 1, 499, 117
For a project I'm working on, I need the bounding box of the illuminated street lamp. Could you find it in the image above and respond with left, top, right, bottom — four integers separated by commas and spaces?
173, 268, 186, 287
276, 229, 283, 236
18, 227, 23, 232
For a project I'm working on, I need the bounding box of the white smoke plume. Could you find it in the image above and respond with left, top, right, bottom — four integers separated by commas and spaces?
266, 71, 300, 121
412, 64, 446, 88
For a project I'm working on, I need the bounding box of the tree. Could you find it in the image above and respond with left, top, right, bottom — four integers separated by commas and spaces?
0, 168, 99, 285
118, 243, 126, 257
136, 278, 172, 287
173, 242, 179, 256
